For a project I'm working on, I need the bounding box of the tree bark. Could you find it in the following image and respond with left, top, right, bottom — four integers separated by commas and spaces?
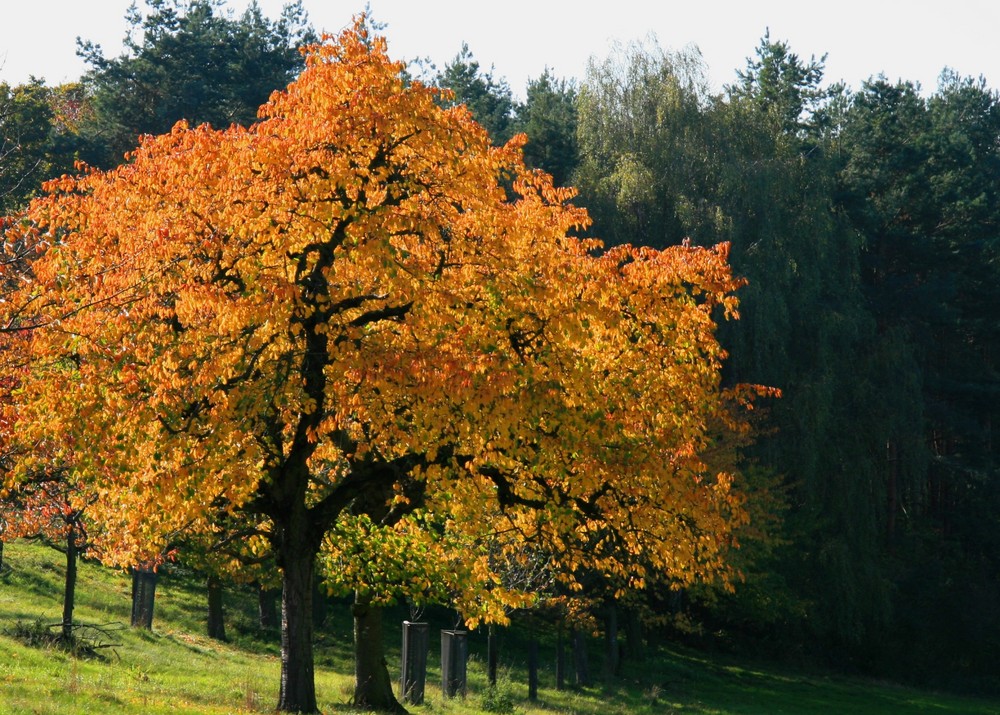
207, 574, 227, 641
278, 543, 318, 713
352, 592, 406, 713
61, 523, 78, 642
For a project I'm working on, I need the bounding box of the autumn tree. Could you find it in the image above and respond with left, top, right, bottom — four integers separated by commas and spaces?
7, 20, 763, 713
0, 470, 95, 642
319, 508, 539, 707
0, 330, 95, 645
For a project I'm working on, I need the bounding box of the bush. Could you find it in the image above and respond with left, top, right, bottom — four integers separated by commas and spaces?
479, 675, 520, 714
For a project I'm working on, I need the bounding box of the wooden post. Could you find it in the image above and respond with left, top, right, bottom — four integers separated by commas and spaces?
130, 563, 157, 630
441, 630, 468, 698
401, 621, 429, 704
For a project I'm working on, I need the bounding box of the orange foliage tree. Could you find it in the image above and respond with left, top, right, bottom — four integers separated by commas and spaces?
4, 19, 767, 713
0, 469, 94, 641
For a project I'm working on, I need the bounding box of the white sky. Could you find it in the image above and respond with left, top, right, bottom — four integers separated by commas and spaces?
1, 1, 999, 97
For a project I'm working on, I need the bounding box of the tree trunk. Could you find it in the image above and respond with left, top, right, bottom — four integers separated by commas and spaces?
258, 583, 280, 631
61, 523, 78, 642
555, 620, 566, 691
887, 439, 898, 551
352, 592, 406, 713
487, 624, 498, 686
278, 544, 318, 713
207, 574, 227, 641
528, 636, 539, 701
130, 563, 157, 629
603, 599, 620, 679
0, 539, 5, 571
623, 607, 645, 662
572, 627, 590, 687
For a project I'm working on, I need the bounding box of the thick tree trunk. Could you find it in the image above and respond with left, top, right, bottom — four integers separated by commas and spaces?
207, 574, 227, 641
130, 563, 157, 629
278, 545, 318, 713
61, 523, 78, 642
352, 592, 406, 714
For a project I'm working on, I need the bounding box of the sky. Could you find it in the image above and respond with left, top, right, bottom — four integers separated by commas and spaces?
1, 1, 999, 98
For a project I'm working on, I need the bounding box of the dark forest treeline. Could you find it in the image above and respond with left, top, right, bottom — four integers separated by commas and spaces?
1, 0, 998, 694
570, 37, 1000, 687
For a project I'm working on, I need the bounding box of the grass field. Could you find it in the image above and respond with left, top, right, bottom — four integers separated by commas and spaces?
0, 539, 996, 714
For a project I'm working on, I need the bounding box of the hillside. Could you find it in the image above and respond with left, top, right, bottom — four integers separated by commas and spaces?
0, 540, 995, 714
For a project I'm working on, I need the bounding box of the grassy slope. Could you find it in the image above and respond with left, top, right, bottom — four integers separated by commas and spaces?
0, 539, 995, 715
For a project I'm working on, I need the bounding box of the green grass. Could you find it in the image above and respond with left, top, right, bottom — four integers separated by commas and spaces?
0, 539, 997, 714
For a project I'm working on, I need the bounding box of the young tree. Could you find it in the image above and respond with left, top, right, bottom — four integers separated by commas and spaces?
8, 20, 764, 713
0, 460, 95, 642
